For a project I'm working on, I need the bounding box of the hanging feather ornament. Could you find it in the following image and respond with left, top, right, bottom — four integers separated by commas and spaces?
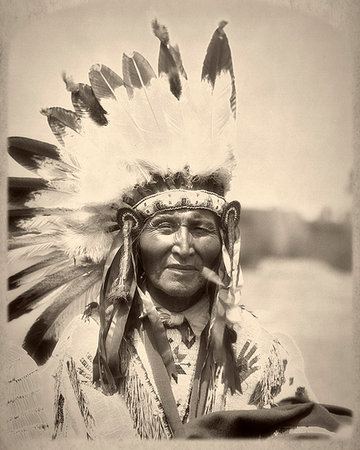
94, 209, 143, 392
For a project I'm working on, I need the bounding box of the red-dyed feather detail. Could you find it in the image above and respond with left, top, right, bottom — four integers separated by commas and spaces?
152, 19, 187, 100
8, 177, 50, 209
8, 253, 66, 290
201, 21, 236, 118
122, 52, 156, 98
63, 73, 108, 125
8, 136, 77, 177
8, 263, 101, 321
23, 267, 102, 365
41, 107, 82, 146
88, 64, 124, 101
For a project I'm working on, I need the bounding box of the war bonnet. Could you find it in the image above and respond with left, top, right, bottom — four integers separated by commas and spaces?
8, 20, 243, 393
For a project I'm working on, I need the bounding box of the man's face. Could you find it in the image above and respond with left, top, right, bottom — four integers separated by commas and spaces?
139, 209, 221, 299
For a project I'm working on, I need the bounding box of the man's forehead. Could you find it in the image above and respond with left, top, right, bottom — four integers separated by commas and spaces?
151, 209, 218, 222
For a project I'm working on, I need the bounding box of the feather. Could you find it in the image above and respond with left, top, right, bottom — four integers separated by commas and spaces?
8, 240, 57, 263
23, 268, 102, 364
8, 136, 77, 180
8, 177, 50, 209
9, 208, 71, 233
8, 253, 67, 291
88, 64, 124, 101
9, 233, 59, 250
8, 263, 101, 321
201, 21, 236, 118
5, 344, 49, 440
152, 19, 187, 99
63, 72, 108, 125
122, 52, 159, 128
40, 107, 82, 147
8, 177, 75, 212
122, 52, 156, 95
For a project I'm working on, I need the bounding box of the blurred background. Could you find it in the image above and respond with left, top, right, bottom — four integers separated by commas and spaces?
5, 0, 354, 410
239, 208, 352, 408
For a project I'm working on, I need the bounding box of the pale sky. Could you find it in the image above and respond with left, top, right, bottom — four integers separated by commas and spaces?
7, 0, 353, 220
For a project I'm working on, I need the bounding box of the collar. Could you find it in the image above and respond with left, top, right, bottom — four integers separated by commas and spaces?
137, 285, 210, 337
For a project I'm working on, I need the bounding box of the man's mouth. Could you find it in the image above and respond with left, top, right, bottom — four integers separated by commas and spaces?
166, 264, 198, 272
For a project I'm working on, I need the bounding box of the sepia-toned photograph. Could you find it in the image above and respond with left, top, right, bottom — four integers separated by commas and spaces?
1, 0, 358, 445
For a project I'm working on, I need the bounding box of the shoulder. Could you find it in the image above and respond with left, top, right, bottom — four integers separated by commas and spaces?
273, 332, 316, 402
231, 307, 279, 357
228, 308, 315, 406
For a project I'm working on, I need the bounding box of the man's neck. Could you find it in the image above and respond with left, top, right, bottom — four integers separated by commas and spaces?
146, 283, 205, 313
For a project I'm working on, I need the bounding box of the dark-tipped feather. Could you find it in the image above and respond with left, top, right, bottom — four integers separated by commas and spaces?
23, 268, 102, 364
88, 64, 124, 101
8, 253, 66, 290
152, 19, 187, 99
8, 263, 101, 321
159, 43, 182, 99
41, 107, 82, 147
63, 73, 108, 125
201, 21, 236, 117
8, 136, 77, 178
8, 177, 50, 209
9, 208, 72, 233
122, 52, 156, 98
9, 137, 59, 167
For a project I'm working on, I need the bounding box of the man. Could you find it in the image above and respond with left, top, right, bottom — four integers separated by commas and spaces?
41, 206, 303, 439
6, 20, 351, 441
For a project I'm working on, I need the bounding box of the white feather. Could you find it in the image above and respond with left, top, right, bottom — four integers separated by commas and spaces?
9, 242, 55, 263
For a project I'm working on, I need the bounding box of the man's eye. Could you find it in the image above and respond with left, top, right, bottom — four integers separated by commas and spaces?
157, 222, 175, 231
158, 223, 172, 228
192, 226, 212, 235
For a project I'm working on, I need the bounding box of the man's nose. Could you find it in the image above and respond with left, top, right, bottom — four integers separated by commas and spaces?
173, 226, 195, 258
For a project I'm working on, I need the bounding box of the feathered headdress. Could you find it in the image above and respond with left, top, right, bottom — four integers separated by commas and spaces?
8, 20, 243, 394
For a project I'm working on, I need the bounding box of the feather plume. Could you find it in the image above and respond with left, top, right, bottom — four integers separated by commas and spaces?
23, 269, 102, 364
89, 64, 124, 101
8, 177, 76, 212
152, 19, 187, 99
122, 52, 156, 93
8, 263, 101, 321
10, 205, 117, 264
8, 177, 51, 209
201, 21, 236, 118
8, 136, 77, 180
9, 233, 59, 250
8, 241, 57, 263
5, 345, 49, 440
8, 253, 67, 291
88, 63, 142, 137
40, 106, 82, 146
9, 208, 71, 233
63, 72, 108, 125
122, 52, 159, 128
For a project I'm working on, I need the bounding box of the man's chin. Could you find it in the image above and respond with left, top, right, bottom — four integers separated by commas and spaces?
157, 280, 204, 299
